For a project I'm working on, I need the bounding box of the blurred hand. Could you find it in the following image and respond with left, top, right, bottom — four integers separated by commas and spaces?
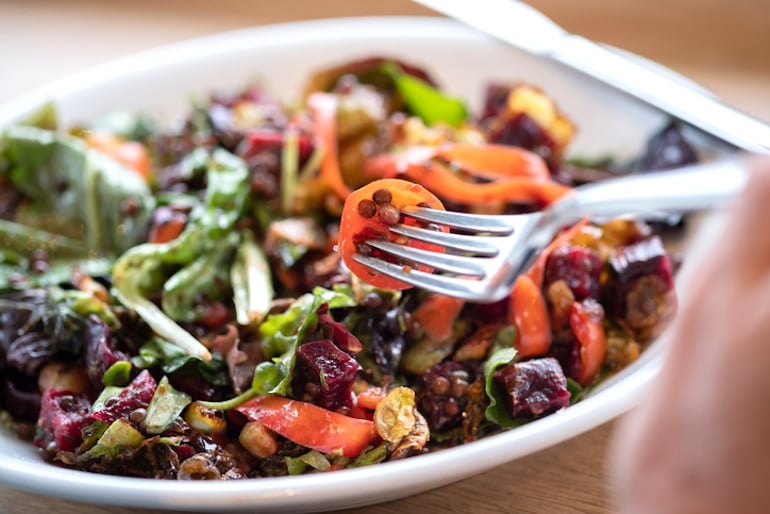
611, 157, 770, 514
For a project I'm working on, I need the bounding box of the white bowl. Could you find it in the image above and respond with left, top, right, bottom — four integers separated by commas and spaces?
0, 16, 702, 513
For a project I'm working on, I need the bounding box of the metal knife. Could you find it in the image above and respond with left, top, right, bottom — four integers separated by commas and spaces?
413, 0, 770, 154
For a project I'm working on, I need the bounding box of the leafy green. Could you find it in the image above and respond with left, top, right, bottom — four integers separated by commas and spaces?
482, 326, 525, 428
348, 443, 389, 467
143, 376, 191, 435
102, 361, 132, 387
198, 287, 356, 411
566, 377, 587, 404
19, 102, 58, 131
52, 288, 117, 327
131, 337, 229, 387
231, 231, 274, 327
0, 257, 113, 291
91, 111, 158, 141
382, 63, 468, 127
1, 125, 155, 255
162, 232, 239, 323
0, 286, 113, 357
258, 287, 356, 397
81, 419, 144, 460
112, 149, 250, 359
0, 219, 86, 258
285, 450, 331, 475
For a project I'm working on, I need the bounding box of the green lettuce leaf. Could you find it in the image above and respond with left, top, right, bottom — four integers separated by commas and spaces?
112, 149, 250, 359
482, 326, 526, 428
383, 63, 468, 127
143, 376, 192, 435
259, 286, 356, 397
2, 125, 155, 255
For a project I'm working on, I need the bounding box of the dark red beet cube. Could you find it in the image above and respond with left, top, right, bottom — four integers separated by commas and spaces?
493, 357, 571, 418
34, 389, 92, 453
480, 82, 513, 121
90, 369, 157, 424
294, 340, 359, 411
607, 236, 676, 340
544, 244, 603, 301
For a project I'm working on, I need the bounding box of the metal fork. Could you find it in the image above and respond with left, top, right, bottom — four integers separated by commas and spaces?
353, 158, 750, 302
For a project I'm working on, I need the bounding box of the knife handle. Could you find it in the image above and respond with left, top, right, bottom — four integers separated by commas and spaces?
551, 35, 770, 154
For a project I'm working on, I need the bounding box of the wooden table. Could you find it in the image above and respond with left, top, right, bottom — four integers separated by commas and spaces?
0, 1, 768, 513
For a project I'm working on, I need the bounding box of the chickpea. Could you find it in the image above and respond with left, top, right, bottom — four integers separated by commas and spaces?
239, 421, 278, 458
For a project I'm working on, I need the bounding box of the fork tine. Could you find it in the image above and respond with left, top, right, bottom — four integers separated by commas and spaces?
388, 224, 502, 257
402, 207, 516, 235
352, 254, 491, 301
363, 240, 488, 277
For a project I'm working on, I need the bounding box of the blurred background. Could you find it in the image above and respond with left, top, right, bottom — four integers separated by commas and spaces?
1, 0, 769, 121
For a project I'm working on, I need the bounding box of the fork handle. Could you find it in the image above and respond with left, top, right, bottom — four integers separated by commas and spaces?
553, 157, 751, 222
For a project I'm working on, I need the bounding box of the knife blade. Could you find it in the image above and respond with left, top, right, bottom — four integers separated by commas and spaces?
414, 0, 770, 154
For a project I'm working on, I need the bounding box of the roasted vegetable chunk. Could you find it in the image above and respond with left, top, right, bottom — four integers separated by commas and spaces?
492, 357, 570, 418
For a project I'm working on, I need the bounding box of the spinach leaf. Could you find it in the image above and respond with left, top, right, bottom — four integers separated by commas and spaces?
112, 149, 250, 360
2, 125, 155, 255
382, 63, 468, 127
259, 287, 356, 397
482, 326, 526, 428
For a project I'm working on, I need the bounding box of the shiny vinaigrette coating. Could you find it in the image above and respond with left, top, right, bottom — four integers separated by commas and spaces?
0, 55, 683, 479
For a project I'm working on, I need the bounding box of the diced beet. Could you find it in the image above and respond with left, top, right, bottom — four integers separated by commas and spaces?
607, 236, 677, 341
493, 357, 571, 418
639, 121, 698, 172
90, 369, 157, 424
544, 245, 603, 301
489, 112, 554, 152
34, 389, 92, 453
464, 297, 510, 326
487, 112, 558, 171
294, 340, 360, 411
480, 82, 513, 121
417, 361, 478, 432
84, 315, 128, 388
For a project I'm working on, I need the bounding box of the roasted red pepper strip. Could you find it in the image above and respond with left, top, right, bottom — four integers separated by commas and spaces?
509, 274, 552, 358
235, 395, 377, 458
569, 299, 607, 386
308, 92, 351, 199
434, 143, 551, 181
366, 143, 568, 207
367, 158, 568, 207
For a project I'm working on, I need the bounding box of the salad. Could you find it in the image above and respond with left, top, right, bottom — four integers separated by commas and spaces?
0, 57, 692, 480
